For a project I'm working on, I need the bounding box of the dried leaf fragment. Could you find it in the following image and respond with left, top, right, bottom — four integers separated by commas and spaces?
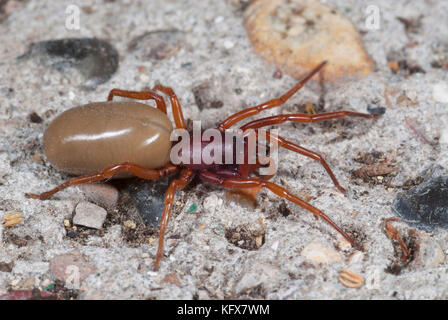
159, 273, 180, 286
384, 217, 409, 263
388, 61, 399, 71
338, 269, 364, 288
353, 163, 396, 179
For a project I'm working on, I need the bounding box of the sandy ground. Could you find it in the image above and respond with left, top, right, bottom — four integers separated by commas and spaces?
0, 0, 448, 299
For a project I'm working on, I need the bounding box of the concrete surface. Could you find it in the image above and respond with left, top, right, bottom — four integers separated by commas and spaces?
0, 0, 447, 299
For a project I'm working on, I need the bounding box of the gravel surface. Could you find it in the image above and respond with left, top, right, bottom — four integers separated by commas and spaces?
0, 0, 447, 299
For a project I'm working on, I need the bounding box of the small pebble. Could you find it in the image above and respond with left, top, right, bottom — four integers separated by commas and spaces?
348, 251, 364, 265
40, 279, 51, 288
412, 234, 445, 268
123, 220, 136, 229
432, 82, 448, 103
128, 30, 185, 61
223, 39, 235, 49
367, 104, 386, 115
73, 202, 107, 229
78, 183, 119, 210
244, 0, 373, 81
214, 16, 224, 24
0, 261, 14, 273
440, 128, 448, 145
336, 234, 352, 251
21, 277, 35, 289
139, 73, 150, 82
10, 278, 20, 286
68, 91, 76, 100
301, 242, 342, 264
28, 112, 43, 123
406, 90, 418, 102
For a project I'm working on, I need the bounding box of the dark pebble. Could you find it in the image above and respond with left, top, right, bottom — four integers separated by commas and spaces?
367, 104, 386, 115
393, 165, 448, 231
28, 112, 43, 123
18, 38, 119, 90
0, 261, 14, 273
67, 231, 78, 238
128, 29, 185, 61
127, 177, 172, 228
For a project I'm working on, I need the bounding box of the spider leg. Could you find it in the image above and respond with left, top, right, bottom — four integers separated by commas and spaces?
152, 85, 187, 129
240, 111, 379, 131
154, 169, 195, 271
107, 87, 187, 129
199, 170, 356, 246
218, 61, 327, 131
250, 130, 347, 193
25, 163, 179, 200
107, 89, 167, 114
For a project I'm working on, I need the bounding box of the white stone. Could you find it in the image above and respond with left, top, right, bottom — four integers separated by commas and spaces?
348, 251, 364, 265
223, 39, 234, 49
432, 82, 448, 103
440, 128, 448, 145
73, 202, 107, 229
301, 242, 342, 264
68, 91, 76, 100
214, 16, 224, 24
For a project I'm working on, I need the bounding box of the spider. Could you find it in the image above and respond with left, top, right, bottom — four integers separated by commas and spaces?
26, 61, 380, 270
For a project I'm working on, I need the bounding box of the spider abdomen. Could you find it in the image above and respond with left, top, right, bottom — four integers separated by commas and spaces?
44, 101, 173, 175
